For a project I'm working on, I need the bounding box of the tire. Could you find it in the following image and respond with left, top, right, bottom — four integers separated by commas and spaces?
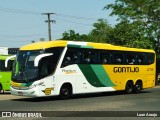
60, 85, 72, 99
125, 81, 133, 94
134, 81, 142, 93
0, 84, 2, 94
158, 79, 160, 86
157, 78, 160, 86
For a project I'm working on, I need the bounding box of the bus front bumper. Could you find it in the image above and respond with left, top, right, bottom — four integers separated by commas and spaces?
10, 87, 39, 97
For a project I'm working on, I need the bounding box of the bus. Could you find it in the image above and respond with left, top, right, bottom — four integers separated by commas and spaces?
0, 55, 14, 93
5, 40, 156, 99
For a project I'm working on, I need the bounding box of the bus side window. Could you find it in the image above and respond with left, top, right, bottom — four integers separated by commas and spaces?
146, 53, 154, 64
40, 58, 50, 77
61, 48, 79, 67
82, 50, 97, 64
126, 53, 136, 65
113, 52, 124, 64
0, 60, 7, 71
99, 51, 112, 64
137, 53, 146, 65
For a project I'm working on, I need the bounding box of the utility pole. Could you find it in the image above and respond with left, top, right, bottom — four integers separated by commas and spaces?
42, 13, 55, 41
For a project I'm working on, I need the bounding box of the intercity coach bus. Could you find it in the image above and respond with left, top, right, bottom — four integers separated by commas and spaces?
0, 55, 14, 93
5, 40, 156, 99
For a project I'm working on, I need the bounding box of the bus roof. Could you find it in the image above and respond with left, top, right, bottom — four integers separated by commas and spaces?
20, 40, 155, 53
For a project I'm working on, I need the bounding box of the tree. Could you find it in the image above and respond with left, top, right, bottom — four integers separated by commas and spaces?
104, 0, 160, 49
89, 19, 113, 43
61, 19, 114, 44
61, 30, 89, 41
111, 20, 152, 48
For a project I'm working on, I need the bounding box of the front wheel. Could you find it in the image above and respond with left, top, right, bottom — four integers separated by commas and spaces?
125, 81, 133, 94
60, 85, 72, 99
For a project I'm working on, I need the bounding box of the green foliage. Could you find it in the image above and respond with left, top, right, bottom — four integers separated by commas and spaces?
61, 30, 89, 42
111, 20, 153, 49
104, 0, 160, 49
61, 0, 160, 50
89, 19, 113, 43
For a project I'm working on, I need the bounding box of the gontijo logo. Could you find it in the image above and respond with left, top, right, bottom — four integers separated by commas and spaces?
42, 88, 54, 95
113, 67, 139, 73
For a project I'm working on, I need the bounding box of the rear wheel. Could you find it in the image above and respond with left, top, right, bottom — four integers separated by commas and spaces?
134, 81, 142, 93
125, 81, 133, 94
158, 78, 160, 86
60, 85, 72, 99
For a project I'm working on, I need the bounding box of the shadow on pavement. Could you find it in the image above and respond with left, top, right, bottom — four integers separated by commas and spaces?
10, 90, 152, 102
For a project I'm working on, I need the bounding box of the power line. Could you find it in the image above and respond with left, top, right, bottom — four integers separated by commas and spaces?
56, 13, 98, 20
0, 6, 117, 21
0, 6, 41, 15
57, 18, 93, 26
0, 34, 46, 38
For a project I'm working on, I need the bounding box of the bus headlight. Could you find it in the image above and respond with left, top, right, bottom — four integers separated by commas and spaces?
29, 82, 44, 89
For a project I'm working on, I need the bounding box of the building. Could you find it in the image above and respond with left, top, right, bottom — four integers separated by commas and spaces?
0, 47, 19, 55
0, 47, 8, 55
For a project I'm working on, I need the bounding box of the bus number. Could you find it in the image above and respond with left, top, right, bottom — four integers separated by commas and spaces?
147, 68, 153, 71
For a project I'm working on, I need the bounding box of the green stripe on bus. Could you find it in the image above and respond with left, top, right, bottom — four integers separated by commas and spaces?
78, 64, 105, 87
90, 65, 115, 87
67, 44, 93, 48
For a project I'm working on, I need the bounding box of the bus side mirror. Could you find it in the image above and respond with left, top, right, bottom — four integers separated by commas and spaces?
34, 53, 53, 67
5, 55, 16, 68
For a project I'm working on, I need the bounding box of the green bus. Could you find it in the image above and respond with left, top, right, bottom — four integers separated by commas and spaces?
0, 55, 14, 93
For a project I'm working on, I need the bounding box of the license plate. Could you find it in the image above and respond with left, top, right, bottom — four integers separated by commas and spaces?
18, 91, 23, 95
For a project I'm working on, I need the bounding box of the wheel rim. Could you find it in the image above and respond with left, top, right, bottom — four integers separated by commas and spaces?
136, 84, 141, 91
62, 89, 69, 96
134, 82, 142, 93
127, 86, 132, 93
126, 82, 133, 94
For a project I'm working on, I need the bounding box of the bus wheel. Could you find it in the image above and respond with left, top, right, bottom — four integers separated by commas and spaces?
60, 84, 72, 99
134, 81, 142, 93
158, 79, 160, 86
125, 81, 133, 94
0, 84, 2, 93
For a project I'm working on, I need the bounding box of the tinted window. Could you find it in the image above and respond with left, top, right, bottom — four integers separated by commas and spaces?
113, 52, 124, 64
82, 49, 97, 64
126, 53, 136, 65
99, 51, 112, 64
0, 60, 14, 71
61, 48, 80, 67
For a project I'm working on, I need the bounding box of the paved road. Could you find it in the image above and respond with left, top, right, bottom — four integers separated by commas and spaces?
0, 86, 160, 120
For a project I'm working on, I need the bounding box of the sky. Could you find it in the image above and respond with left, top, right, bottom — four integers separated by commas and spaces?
0, 0, 117, 48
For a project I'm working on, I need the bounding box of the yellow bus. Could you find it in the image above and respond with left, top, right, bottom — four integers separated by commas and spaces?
6, 40, 156, 99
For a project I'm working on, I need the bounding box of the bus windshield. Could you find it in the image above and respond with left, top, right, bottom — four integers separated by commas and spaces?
12, 51, 41, 83
12, 48, 63, 83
